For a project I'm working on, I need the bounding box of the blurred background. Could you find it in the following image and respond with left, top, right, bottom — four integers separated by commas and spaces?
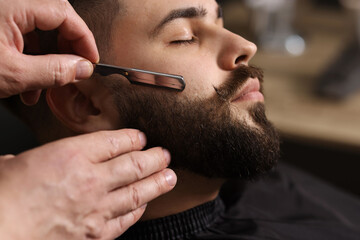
1, 0, 360, 196
219, 0, 360, 197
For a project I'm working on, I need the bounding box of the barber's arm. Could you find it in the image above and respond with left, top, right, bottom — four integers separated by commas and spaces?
0, 0, 177, 239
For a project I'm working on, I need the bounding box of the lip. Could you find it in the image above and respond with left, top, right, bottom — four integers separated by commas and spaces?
231, 78, 264, 103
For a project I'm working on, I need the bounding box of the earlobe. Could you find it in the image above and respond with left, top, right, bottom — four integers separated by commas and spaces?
46, 81, 119, 133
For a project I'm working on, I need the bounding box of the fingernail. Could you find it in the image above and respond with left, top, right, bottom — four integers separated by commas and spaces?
164, 169, 177, 187
138, 132, 147, 147
76, 60, 93, 80
140, 204, 147, 210
20, 90, 41, 106
163, 149, 171, 165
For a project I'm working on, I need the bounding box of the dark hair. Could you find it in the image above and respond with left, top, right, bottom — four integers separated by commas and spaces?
70, 0, 121, 61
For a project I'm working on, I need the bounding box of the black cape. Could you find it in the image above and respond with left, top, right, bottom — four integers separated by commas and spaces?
118, 163, 360, 240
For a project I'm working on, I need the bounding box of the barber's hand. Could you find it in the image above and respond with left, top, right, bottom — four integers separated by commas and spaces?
0, 0, 99, 105
0, 129, 177, 240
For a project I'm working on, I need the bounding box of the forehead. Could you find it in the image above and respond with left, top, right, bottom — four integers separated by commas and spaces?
122, 0, 217, 10
109, 0, 220, 66
119, 0, 219, 24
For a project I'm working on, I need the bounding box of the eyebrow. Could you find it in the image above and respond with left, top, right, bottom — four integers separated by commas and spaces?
150, 5, 222, 38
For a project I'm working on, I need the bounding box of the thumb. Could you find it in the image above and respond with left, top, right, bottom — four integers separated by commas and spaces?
4, 53, 94, 97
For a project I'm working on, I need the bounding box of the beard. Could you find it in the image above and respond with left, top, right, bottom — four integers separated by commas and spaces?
106, 65, 280, 180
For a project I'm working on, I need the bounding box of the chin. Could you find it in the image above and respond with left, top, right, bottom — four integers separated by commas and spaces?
230, 104, 264, 127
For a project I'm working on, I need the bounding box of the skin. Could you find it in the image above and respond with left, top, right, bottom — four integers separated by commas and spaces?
0, 0, 177, 239
111, 0, 257, 110
46, 0, 260, 220
108, 0, 258, 219
0, 130, 177, 239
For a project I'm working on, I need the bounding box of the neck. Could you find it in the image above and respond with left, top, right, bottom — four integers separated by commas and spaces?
141, 170, 225, 221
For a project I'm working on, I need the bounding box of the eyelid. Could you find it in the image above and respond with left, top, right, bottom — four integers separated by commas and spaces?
170, 36, 198, 45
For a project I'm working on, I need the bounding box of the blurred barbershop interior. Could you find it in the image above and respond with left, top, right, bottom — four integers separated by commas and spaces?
1, 0, 360, 197
219, 0, 360, 197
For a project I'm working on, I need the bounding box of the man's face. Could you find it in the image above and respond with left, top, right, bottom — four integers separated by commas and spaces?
111, 0, 259, 121
103, 0, 280, 179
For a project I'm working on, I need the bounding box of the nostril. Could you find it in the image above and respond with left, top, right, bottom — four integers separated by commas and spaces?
235, 55, 247, 64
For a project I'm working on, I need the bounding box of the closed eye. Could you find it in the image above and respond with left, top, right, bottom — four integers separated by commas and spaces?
170, 37, 197, 45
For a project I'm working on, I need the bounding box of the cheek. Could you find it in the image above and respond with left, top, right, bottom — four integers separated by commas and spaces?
183, 69, 215, 97
147, 55, 224, 98
111, 38, 224, 99
181, 63, 225, 99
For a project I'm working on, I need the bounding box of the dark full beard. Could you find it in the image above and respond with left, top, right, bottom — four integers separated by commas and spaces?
106, 65, 280, 180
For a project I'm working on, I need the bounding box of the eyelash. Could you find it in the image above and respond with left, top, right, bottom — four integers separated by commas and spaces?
170, 37, 197, 45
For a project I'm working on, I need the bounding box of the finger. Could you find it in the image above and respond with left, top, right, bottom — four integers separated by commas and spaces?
102, 169, 177, 219
101, 147, 171, 191
2, 53, 93, 97
0, 155, 15, 162
28, 129, 147, 164
101, 205, 146, 240
20, 90, 42, 106
24, 0, 99, 62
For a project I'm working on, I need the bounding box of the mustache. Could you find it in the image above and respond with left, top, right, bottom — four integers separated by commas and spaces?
214, 65, 264, 101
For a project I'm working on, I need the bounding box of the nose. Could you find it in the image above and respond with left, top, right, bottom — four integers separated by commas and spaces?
217, 30, 257, 70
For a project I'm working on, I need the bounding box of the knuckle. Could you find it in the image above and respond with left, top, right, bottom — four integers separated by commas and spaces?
106, 137, 122, 159
123, 129, 139, 151
154, 173, 165, 194
146, 147, 167, 169
114, 209, 142, 236
101, 129, 142, 159
129, 152, 146, 180
98, 131, 122, 160
47, 56, 72, 86
116, 215, 126, 233
129, 210, 140, 224
84, 216, 105, 239
145, 173, 166, 198
129, 186, 141, 209
155, 147, 168, 168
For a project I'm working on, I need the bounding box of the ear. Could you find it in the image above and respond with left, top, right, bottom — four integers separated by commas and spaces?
46, 79, 120, 133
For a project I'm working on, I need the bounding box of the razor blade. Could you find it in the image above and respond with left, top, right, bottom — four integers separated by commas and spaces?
94, 63, 186, 91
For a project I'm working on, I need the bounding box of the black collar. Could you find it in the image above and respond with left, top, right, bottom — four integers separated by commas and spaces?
118, 196, 225, 240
